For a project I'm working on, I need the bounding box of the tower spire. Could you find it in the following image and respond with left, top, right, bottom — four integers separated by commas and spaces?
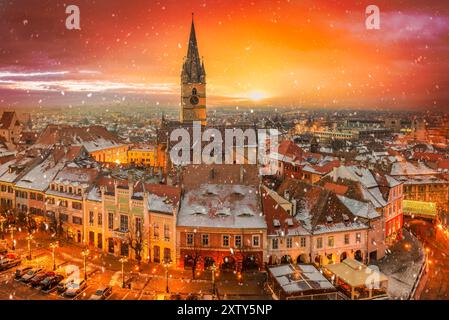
182, 13, 205, 83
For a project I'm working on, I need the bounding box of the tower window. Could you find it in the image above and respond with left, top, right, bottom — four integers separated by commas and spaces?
192, 88, 197, 95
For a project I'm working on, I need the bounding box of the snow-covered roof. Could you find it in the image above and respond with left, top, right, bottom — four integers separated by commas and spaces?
15, 158, 65, 192
337, 195, 380, 219
268, 264, 335, 294
177, 184, 266, 229
147, 193, 175, 214
390, 162, 437, 176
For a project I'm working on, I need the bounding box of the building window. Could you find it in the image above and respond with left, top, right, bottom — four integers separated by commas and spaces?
235, 235, 242, 248
89, 211, 94, 226
153, 246, 160, 263
222, 235, 230, 247
300, 237, 306, 247
97, 233, 102, 249
164, 224, 170, 242
272, 238, 279, 250
98, 213, 102, 226
60, 213, 68, 222
356, 233, 361, 244
252, 235, 260, 247
72, 202, 82, 210
163, 248, 171, 263
316, 237, 323, 249
72, 216, 82, 225
186, 233, 194, 246
286, 238, 293, 248
202, 234, 209, 247
121, 242, 129, 257
135, 217, 142, 238
344, 234, 350, 245
328, 236, 334, 247
108, 212, 114, 230
120, 215, 128, 232
153, 223, 159, 240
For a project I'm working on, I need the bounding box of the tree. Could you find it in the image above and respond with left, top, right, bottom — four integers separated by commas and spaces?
127, 220, 143, 269
184, 231, 202, 280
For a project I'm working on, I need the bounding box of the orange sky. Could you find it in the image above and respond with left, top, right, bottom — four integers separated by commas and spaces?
0, 0, 448, 110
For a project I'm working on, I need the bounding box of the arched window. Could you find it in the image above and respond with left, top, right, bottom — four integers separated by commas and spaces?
192, 88, 197, 95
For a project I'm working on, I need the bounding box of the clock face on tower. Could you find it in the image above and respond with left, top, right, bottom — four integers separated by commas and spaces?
189, 95, 199, 105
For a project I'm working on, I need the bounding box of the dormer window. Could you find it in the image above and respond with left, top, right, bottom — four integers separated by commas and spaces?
273, 219, 281, 227
192, 88, 197, 95
59, 186, 64, 192
69, 187, 73, 194
343, 214, 350, 222
326, 216, 333, 224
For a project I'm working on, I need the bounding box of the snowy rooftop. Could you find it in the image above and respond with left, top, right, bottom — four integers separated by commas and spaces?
337, 195, 380, 220
177, 184, 266, 229
390, 162, 437, 176
268, 264, 335, 294
15, 158, 65, 192
148, 193, 176, 215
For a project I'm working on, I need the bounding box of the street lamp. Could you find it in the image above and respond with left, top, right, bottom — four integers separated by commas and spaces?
81, 248, 90, 280
26, 234, 33, 260
119, 257, 128, 288
9, 226, 15, 250
50, 242, 59, 271
211, 263, 217, 297
163, 259, 172, 293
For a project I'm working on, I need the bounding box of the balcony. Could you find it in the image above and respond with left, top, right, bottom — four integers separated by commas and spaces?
112, 228, 129, 240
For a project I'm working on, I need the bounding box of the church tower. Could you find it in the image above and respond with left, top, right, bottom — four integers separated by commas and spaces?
180, 14, 207, 126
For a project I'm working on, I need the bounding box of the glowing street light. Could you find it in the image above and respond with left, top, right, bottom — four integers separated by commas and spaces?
81, 248, 90, 280
26, 234, 33, 260
50, 242, 59, 271
9, 226, 15, 250
211, 263, 217, 297
163, 259, 172, 293
119, 257, 128, 288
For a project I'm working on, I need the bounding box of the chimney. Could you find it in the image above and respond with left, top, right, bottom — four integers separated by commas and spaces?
291, 198, 297, 216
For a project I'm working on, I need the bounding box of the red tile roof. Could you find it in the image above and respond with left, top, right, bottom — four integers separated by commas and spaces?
277, 140, 304, 159
261, 188, 300, 235
437, 159, 449, 170
0, 111, 19, 129
412, 152, 444, 162
323, 182, 348, 195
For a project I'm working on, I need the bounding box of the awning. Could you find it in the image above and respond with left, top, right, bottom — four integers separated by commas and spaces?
324, 258, 388, 288
403, 200, 437, 218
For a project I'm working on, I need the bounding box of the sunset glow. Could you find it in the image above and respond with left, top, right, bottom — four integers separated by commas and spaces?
0, 0, 448, 110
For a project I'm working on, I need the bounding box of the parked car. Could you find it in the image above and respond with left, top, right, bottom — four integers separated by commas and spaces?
56, 278, 73, 294
40, 275, 64, 291
20, 268, 43, 283
89, 285, 112, 300
15, 266, 32, 280
30, 271, 55, 287
64, 279, 87, 297
0, 258, 21, 271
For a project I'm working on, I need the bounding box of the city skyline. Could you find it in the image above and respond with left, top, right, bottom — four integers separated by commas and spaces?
0, 0, 448, 110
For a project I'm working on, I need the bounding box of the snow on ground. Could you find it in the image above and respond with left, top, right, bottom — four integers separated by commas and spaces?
374, 230, 424, 299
